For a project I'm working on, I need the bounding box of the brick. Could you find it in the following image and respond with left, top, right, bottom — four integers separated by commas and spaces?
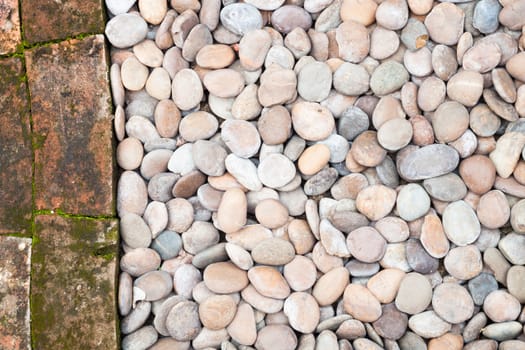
26, 35, 114, 216
0, 0, 22, 54
0, 57, 32, 234
20, 0, 105, 44
32, 215, 119, 349
0, 236, 31, 350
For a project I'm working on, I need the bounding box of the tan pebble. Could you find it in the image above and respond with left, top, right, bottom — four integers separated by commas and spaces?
203, 262, 249, 293
232, 84, 262, 121
330, 173, 368, 200
179, 111, 218, 142
407, 0, 432, 15
154, 100, 180, 138
121, 56, 148, 91
248, 266, 290, 299
374, 216, 409, 243
287, 219, 316, 254
239, 29, 272, 71
335, 20, 370, 63
208, 173, 245, 191
432, 44, 458, 81
291, 101, 335, 141
367, 268, 405, 304
258, 64, 297, 107
375, 0, 409, 30
476, 136, 497, 155
133, 40, 164, 67
513, 161, 525, 185
372, 95, 405, 129
225, 243, 253, 270
227, 303, 257, 346
172, 68, 203, 111
345, 149, 367, 173
283, 255, 317, 292
432, 101, 470, 143
217, 188, 247, 234
444, 245, 483, 280
447, 70, 484, 107
463, 42, 501, 73
196, 44, 235, 69
432, 283, 474, 324
456, 32, 473, 66
257, 105, 292, 145
340, 0, 377, 26
356, 184, 396, 221
516, 85, 525, 117
226, 224, 272, 251
284, 292, 320, 333
350, 131, 387, 167
403, 47, 432, 77
199, 295, 237, 330
395, 272, 432, 315
377, 118, 413, 151
241, 284, 284, 314
410, 115, 434, 146
459, 155, 496, 194
343, 284, 382, 322
499, 0, 525, 31
420, 213, 449, 259
489, 131, 525, 178
428, 333, 463, 350
298, 144, 331, 175
312, 242, 344, 274
370, 26, 399, 60
483, 290, 521, 322
255, 325, 297, 350
251, 238, 295, 266
492, 68, 517, 103
424, 3, 465, 45
221, 119, 261, 158
401, 82, 420, 117
347, 226, 387, 263
312, 266, 349, 306
418, 76, 446, 112
255, 199, 289, 229
284, 27, 311, 59
203, 68, 245, 98
469, 104, 501, 137
476, 190, 510, 229
117, 138, 144, 170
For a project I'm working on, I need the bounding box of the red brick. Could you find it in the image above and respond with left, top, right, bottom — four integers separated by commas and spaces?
0, 57, 32, 234
26, 35, 114, 216
21, 0, 105, 44
0, 0, 22, 54
32, 215, 119, 349
0, 236, 31, 350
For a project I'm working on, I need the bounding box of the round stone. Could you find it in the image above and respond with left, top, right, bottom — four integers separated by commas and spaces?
370, 26, 399, 60
298, 144, 330, 176
468, 273, 499, 306
291, 102, 335, 141
135, 270, 173, 301
343, 284, 382, 323
346, 227, 387, 263
198, 295, 237, 330
255, 325, 297, 350
418, 76, 446, 112
333, 62, 370, 96
151, 230, 182, 260
408, 311, 451, 339
432, 283, 474, 324
372, 303, 408, 340
396, 184, 430, 221
367, 268, 405, 304
203, 262, 249, 293
312, 266, 349, 306
376, 0, 409, 30
196, 44, 235, 69
338, 106, 369, 141
432, 101, 470, 143
356, 185, 396, 221
377, 118, 413, 151
297, 61, 332, 102
217, 188, 247, 234
251, 238, 295, 266
179, 111, 218, 142
257, 106, 292, 145
395, 272, 432, 315
172, 69, 203, 111
370, 61, 409, 96
284, 256, 317, 292
166, 301, 201, 341
406, 239, 438, 274
203, 69, 245, 98
483, 290, 521, 322
459, 155, 496, 195
444, 245, 483, 280
120, 248, 161, 277
424, 3, 464, 45
351, 131, 387, 167
420, 214, 450, 259
117, 138, 143, 170
447, 70, 484, 107
220, 3, 262, 35
105, 13, 148, 48
335, 20, 370, 63
248, 266, 290, 299
255, 199, 289, 229
477, 190, 510, 229
284, 292, 320, 333
442, 200, 481, 246
120, 213, 152, 249
257, 153, 296, 189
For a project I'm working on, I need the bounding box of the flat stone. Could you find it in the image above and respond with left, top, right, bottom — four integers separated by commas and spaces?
32, 215, 118, 349
248, 266, 290, 299
22, 0, 105, 44
432, 283, 474, 323
372, 303, 408, 340
227, 303, 257, 346
220, 3, 263, 35
0, 236, 31, 350
395, 272, 432, 315
343, 284, 382, 323
498, 232, 525, 265
370, 61, 409, 95
284, 292, 320, 333
251, 238, 295, 265
483, 290, 521, 322
444, 245, 483, 280
408, 311, 451, 339
27, 36, 113, 216
0, 57, 32, 234
255, 325, 297, 350
312, 266, 349, 306
0, 0, 21, 54
367, 268, 405, 304
424, 2, 464, 45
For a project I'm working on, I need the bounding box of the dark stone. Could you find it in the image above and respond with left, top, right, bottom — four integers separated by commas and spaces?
0, 236, 31, 350
0, 57, 32, 234
21, 0, 105, 44
31, 215, 119, 349
406, 239, 439, 274
468, 272, 498, 305
26, 35, 114, 216
372, 303, 408, 340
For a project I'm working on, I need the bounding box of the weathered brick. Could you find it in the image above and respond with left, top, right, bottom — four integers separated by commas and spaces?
0, 57, 32, 234
26, 35, 115, 216
0, 236, 31, 350
32, 215, 119, 349
21, 0, 105, 44
0, 0, 22, 54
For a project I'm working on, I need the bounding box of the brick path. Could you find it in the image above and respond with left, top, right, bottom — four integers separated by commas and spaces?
0, 1, 118, 348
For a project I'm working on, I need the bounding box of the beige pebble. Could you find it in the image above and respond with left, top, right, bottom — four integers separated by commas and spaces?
196, 44, 235, 69
432, 101, 470, 143
367, 268, 405, 304
291, 102, 335, 141
203, 262, 249, 293
444, 245, 483, 280
335, 20, 370, 63
418, 76, 446, 112
284, 292, 320, 333
340, 0, 377, 26
425, 3, 465, 45
248, 266, 291, 299
356, 185, 396, 221
351, 131, 387, 167
312, 266, 349, 306
298, 144, 331, 176
483, 290, 521, 322
395, 272, 432, 315
203, 69, 245, 98
227, 303, 257, 346
343, 284, 382, 322
217, 188, 247, 234
198, 295, 237, 330
283, 255, 317, 292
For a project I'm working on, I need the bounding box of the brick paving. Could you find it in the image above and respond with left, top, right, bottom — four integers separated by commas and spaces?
0, 1, 118, 348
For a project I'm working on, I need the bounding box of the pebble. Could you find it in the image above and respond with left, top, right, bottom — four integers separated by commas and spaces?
198, 295, 237, 330
258, 64, 297, 107
367, 268, 405, 304
255, 325, 297, 350
447, 70, 484, 107
420, 214, 450, 259
335, 21, 369, 63
312, 266, 349, 306
468, 273, 499, 306
372, 303, 408, 340
425, 3, 464, 45
291, 102, 334, 142
444, 245, 483, 280
418, 76, 446, 112
106, 14, 148, 49
271, 5, 312, 34
347, 227, 387, 263
284, 255, 317, 292
251, 238, 295, 265
172, 69, 203, 111
482, 321, 523, 341
248, 266, 290, 299
377, 118, 413, 151
395, 273, 432, 315
151, 230, 182, 260
258, 153, 296, 189
355, 185, 396, 221
135, 270, 173, 301
297, 61, 332, 102
408, 311, 451, 339
217, 188, 247, 234
483, 290, 521, 322
343, 284, 382, 323
432, 283, 474, 324
340, 0, 377, 26
122, 326, 158, 350
370, 61, 409, 96
499, 232, 525, 265
284, 292, 320, 333
473, 0, 501, 34
406, 239, 438, 274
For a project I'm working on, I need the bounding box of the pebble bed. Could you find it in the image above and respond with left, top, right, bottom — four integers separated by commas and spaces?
106, 0, 525, 349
